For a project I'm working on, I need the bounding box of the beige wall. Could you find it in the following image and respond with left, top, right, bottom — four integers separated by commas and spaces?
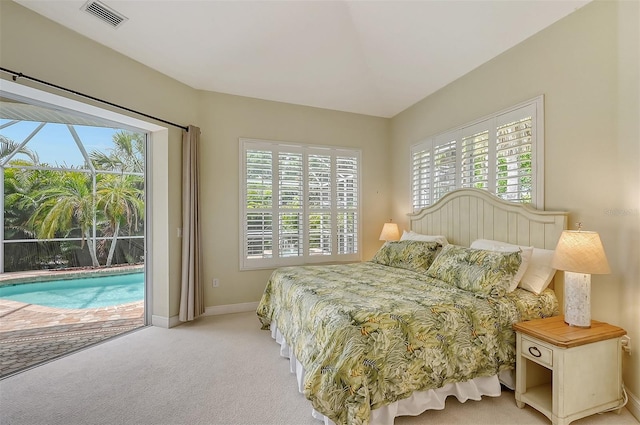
0, 0, 196, 320
616, 0, 640, 407
196, 91, 390, 308
390, 0, 639, 411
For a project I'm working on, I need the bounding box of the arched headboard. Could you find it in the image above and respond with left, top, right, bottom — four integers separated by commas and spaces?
408, 188, 568, 250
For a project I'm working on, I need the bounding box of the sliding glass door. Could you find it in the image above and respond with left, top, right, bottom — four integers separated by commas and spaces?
0, 94, 148, 377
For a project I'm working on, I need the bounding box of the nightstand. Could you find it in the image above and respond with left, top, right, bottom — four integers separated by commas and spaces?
514, 315, 626, 425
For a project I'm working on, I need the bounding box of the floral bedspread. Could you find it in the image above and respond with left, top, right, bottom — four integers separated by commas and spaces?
256, 262, 558, 425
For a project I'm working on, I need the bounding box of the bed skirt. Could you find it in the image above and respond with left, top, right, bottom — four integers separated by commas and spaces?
270, 321, 506, 425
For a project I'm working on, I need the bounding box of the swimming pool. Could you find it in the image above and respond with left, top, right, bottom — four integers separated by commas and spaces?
0, 272, 144, 309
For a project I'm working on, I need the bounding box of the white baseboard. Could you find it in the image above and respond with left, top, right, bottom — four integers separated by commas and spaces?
627, 387, 640, 422
152, 303, 257, 328
151, 315, 170, 328
203, 301, 259, 316
151, 314, 182, 328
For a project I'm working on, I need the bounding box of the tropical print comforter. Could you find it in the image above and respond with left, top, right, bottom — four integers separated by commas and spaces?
257, 262, 558, 425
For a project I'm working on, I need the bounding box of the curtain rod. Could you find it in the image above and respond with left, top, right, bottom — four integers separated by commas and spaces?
0, 67, 189, 132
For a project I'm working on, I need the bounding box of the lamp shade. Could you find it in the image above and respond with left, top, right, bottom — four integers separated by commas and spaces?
379, 222, 400, 241
551, 230, 610, 274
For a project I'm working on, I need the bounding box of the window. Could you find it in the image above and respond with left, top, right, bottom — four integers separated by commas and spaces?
411, 96, 543, 211
240, 139, 361, 270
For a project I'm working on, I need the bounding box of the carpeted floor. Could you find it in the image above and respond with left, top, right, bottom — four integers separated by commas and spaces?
0, 312, 637, 425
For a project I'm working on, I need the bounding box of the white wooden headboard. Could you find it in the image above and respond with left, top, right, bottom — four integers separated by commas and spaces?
408, 188, 568, 250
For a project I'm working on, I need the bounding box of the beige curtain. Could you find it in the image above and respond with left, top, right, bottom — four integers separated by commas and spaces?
179, 125, 204, 322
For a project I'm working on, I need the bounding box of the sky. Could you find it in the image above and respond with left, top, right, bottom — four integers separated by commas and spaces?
1, 120, 140, 168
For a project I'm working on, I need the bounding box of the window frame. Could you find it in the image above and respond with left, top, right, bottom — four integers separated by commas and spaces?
239, 138, 362, 271
410, 96, 544, 211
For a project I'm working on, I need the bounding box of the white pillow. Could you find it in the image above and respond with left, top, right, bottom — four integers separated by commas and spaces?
519, 247, 557, 295
401, 230, 449, 246
470, 239, 533, 292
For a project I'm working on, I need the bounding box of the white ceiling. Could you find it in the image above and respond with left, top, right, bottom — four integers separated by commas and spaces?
15, 0, 590, 118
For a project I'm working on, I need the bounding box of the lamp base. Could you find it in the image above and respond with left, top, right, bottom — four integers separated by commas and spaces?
565, 321, 591, 329
564, 271, 591, 328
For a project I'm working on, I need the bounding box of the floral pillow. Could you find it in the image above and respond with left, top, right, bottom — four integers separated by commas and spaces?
426, 244, 522, 298
470, 239, 534, 292
400, 230, 449, 246
370, 240, 442, 273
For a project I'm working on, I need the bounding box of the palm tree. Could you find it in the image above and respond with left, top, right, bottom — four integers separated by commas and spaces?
90, 131, 144, 173
3, 162, 62, 242
2, 137, 40, 233
90, 130, 145, 266
3, 135, 42, 240
2, 137, 44, 270
26, 171, 101, 267
1, 135, 39, 164
96, 173, 144, 266
3, 130, 146, 270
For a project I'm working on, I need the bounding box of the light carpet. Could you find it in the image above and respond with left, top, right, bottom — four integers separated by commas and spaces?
0, 312, 637, 425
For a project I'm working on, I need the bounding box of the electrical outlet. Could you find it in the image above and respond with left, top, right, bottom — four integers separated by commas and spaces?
212, 278, 220, 288
621, 335, 631, 354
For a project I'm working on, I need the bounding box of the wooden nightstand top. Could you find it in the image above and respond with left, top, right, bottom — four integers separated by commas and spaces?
513, 315, 626, 348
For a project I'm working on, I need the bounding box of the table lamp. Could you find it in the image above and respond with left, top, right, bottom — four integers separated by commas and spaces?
551, 225, 610, 328
379, 220, 400, 242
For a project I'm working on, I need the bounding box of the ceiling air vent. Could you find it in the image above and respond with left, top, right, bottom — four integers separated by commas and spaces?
81, 0, 128, 28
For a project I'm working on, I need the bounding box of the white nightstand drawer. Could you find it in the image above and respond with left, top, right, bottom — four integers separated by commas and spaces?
521, 336, 552, 367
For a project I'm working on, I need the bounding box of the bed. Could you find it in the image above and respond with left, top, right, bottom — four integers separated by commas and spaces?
257, 188, 568, 425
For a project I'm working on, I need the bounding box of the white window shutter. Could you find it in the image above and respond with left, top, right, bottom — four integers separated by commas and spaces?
245, 149, 273, 260
240, 139, 361, 270
461, 129, 490, 191
409, 96, 543, 210
278, 152, 303, 258
411, 143, 431, 211
495, 115, 533, 203
432, 135, 457, 203
308, 154, 332, 256
336, 155, 358, 255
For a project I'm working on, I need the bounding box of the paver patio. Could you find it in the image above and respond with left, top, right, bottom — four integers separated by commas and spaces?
0, 299, 144, 377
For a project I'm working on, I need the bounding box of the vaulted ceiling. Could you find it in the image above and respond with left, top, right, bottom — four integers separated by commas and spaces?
14, 0, 590, 117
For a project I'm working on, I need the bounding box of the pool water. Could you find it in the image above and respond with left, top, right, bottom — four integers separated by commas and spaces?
0, 272, 144, 309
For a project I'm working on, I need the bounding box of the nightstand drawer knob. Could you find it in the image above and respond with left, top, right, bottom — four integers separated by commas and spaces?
528, 346, 542, 358
521, 337, 553, 366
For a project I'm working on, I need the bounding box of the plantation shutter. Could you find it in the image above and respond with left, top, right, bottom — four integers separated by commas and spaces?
241, 139, 361, 270
432, 134, 457, 203
336, 155, 358, 255
409, 96, 542, 210
495, 113, 534, 203
308, 154, 332, 256
245, 149, 273, 259
278, 151, 303, 258
460, 127, 490, 191
411, 142, 431, 211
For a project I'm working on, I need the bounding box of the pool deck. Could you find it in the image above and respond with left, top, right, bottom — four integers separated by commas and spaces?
0, 266, 145, 378
0, 264, 144, 285
0, 299, 144, 377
